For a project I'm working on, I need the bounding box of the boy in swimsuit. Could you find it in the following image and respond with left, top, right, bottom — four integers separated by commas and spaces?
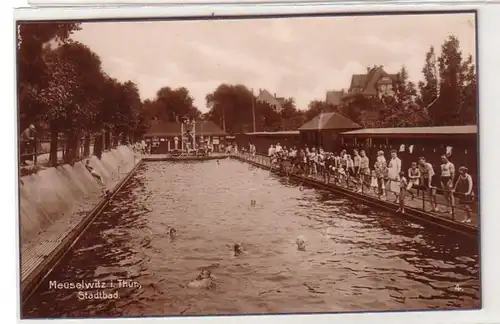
407, 162, 421, 199
358, 150, 370, 193
440, 154, 456, 214
418, 156, 438, 212
453, 166, 474, 223
396, 171, 408, 213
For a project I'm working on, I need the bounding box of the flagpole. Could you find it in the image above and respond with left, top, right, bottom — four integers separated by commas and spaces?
252, 88, 256, 133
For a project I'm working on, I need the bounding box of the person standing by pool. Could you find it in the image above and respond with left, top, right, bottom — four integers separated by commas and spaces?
305, 147, 311, 176
387, 150, 402, 203
440, 154, 456, 214
275, 142, 283, 154
289, 146, 298, 174
375, 150, 387, 200
352, 149, 361, 190
324, 153, 334, 184
407, 161, 421, 199
20, 124, 36, 165
359, 150, 370, 193
453, 166, 473, 223
309, 148, 318, 177
419, 156, 438, 212
396, 171, 408, 213
268, 145, 275, 158
299, 148, 306, 174
345, 154, 355, 187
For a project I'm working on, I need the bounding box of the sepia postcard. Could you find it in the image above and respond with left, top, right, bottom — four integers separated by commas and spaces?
16, 11, 480, 319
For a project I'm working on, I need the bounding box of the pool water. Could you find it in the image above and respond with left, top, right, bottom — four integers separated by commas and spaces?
22, 159, 480, 318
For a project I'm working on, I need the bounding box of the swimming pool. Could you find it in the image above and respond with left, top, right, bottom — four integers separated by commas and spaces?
22, 158, 480, 318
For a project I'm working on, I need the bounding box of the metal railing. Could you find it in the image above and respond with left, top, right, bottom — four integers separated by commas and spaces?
233, 151, 478, 226
19, 136, 122, 166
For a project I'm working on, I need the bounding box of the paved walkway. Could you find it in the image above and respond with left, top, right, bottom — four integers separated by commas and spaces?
237, 153, 478, 227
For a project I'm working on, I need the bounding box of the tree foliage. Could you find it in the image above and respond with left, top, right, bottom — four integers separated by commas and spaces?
18, 23, 150, 165
332, 35, 476, 128
17, 23, 81, 128
203, 84, 304, 133
417, 46, 439, 109
19, 26, 477, 167
432, 36, 477, 125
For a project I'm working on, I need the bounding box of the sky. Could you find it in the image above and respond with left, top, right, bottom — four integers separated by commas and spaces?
72, 13, 476, 112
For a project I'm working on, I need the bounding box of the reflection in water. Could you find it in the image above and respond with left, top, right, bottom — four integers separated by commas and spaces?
23, 159, 480, 318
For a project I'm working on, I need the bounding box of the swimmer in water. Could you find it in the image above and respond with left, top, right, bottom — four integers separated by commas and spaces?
169, 228, 176, 240
233, 243, 243, 256
296, 236, 306, 251
187, 269, 216, 289
250, 199, 256, 207
85, 159, 105, 186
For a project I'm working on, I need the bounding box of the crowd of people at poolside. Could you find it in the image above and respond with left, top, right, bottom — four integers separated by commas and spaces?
240, 142, 475, 223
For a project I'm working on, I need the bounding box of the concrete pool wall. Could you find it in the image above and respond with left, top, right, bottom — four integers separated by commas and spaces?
20, 145, 143, 301
19, 145, 139, 245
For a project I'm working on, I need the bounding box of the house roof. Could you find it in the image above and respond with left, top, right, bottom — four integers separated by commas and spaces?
350, 74, 368, 89
299, 112, 361, 131
246, 131, 300, 136
341, 125, 477, 137
346, 66, 398, 97
276, 97, 286, 107
145, 120, 228, 137
257, 89, 283, 112
325, 90, 345, 106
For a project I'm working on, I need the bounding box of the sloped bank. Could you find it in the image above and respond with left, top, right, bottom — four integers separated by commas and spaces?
20, 145, 142, 302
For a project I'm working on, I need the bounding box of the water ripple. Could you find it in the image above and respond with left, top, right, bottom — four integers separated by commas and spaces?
23, 160, 480, 318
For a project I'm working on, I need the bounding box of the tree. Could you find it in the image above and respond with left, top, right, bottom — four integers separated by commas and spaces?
18, 23, 151, 166
340, 94, 383, 127
459, 54, 477, 125
17, 23, 81, 129
378, 66, 429, 127
417, 46, 439, 110
37, 48, 80, 165
45, 42, 106, 164
205, 84, 254, 134
280, 98, 305, 130
304, 100, 337, 122
155, 87, 195, 122
432, 35, 467, 126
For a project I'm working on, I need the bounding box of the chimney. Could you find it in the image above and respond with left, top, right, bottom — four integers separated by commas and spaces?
274, 93, 276, 98
366, 67, 370, 73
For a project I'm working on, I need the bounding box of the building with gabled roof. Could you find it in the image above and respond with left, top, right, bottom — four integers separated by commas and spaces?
256, 89, 283, 112
342, 65, 399, 104
325, 90, 345, 106
298, 111, 361, 151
